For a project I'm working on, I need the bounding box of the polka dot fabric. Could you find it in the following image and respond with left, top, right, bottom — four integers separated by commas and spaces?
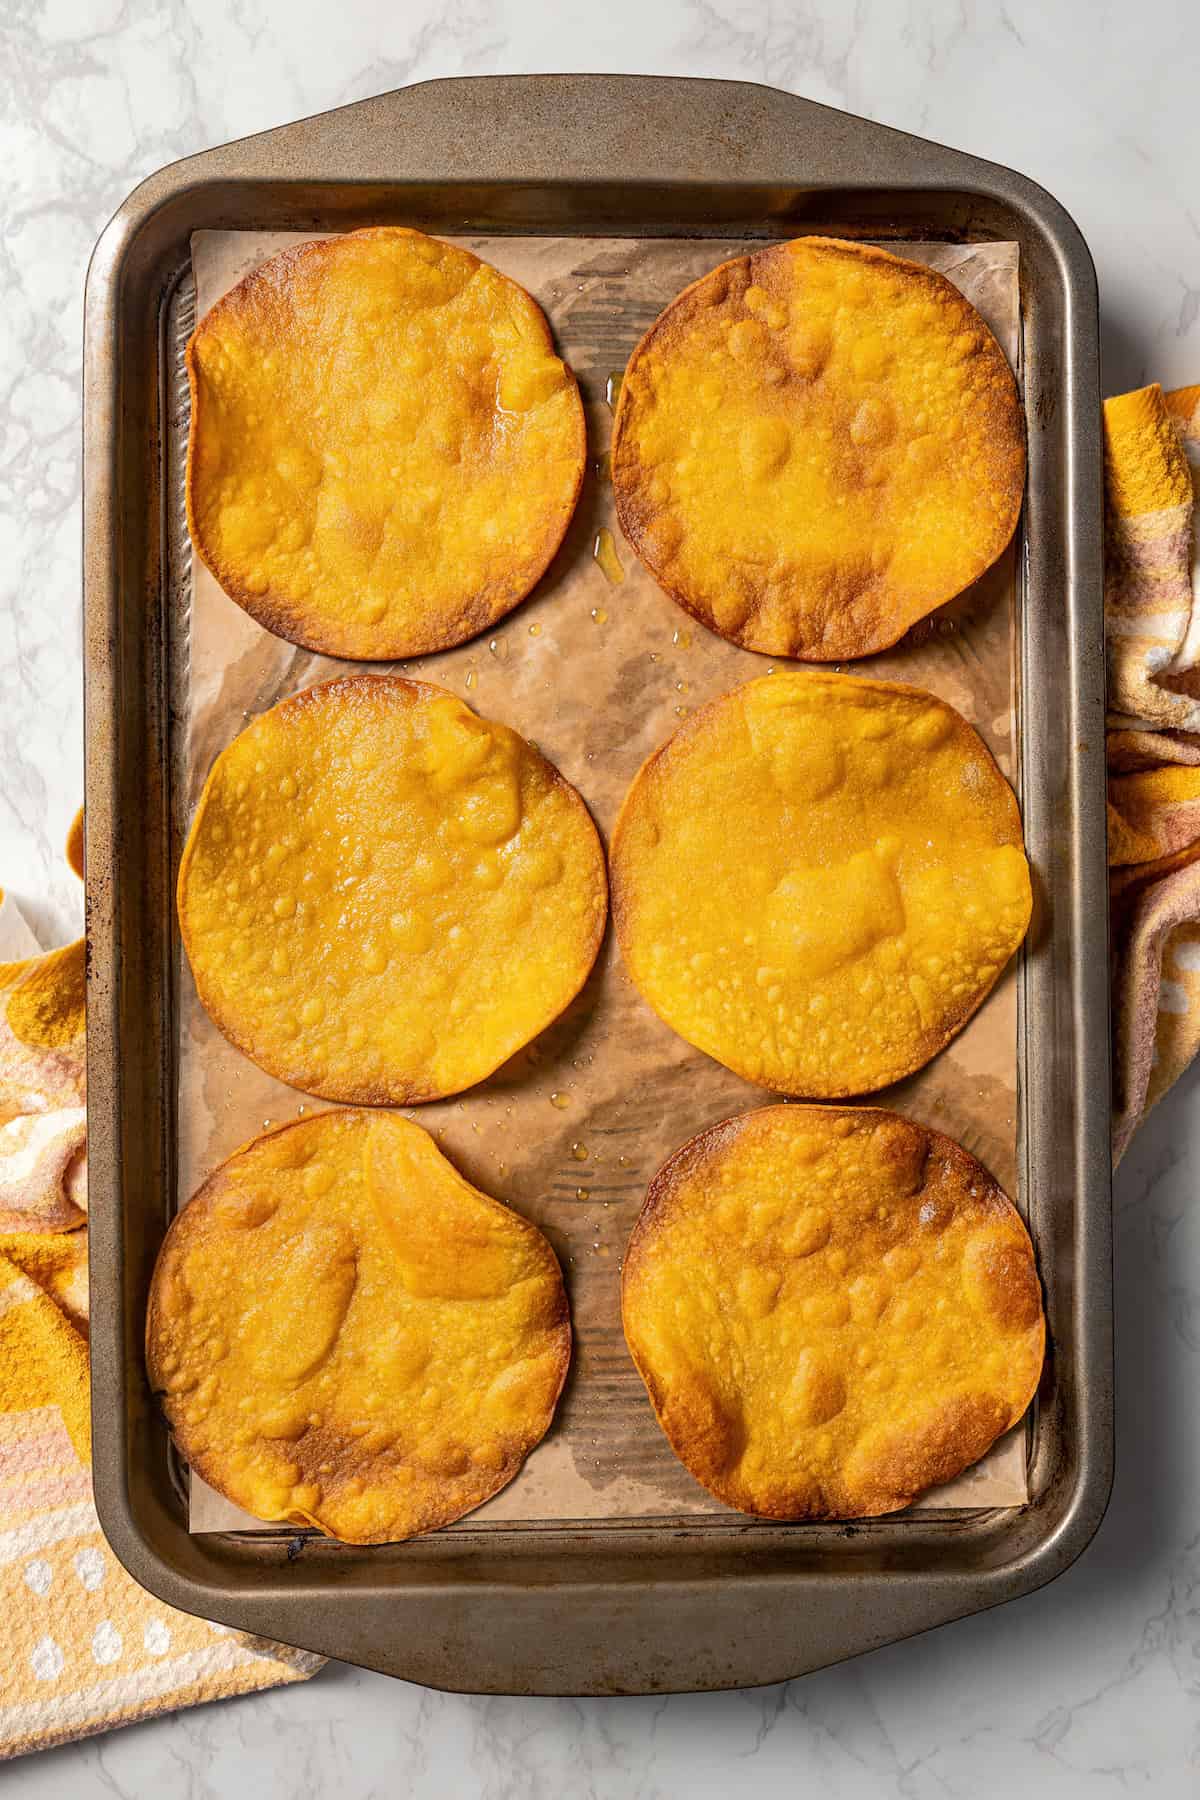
0, 1405, 320, 1759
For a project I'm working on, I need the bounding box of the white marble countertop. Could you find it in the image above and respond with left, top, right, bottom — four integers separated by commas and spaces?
3, 1, 1198, 1794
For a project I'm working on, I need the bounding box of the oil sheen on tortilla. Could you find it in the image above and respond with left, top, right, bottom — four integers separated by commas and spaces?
177, 675, 607, 1104
146, 1110, 571, 1544
622, 1104, 1044, 1519
610, 671, 1031, 1096
611, 236, 1025, 659
187, 226, 586, 658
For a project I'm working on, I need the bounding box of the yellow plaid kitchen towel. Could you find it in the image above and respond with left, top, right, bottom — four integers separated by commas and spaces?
1106, 383, 1200, 1161
0, 816, 321, 1762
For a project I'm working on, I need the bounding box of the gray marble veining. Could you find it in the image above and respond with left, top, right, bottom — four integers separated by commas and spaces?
2, 1, 1198, 1794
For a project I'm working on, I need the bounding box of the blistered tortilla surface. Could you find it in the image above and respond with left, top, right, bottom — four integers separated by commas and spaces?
187, 226, 586, 658
610, 671, 1031, 1096
178, 675, 607, 1103
611, 235, 1025, 659
147, 1110, 571, 1543
622, 1104, 1044, 1518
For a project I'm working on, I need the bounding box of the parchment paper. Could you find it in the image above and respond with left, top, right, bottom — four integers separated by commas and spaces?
179, 231, 1027, 1532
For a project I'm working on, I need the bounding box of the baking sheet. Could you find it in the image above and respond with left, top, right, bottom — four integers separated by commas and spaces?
177, 230, 1026, 1531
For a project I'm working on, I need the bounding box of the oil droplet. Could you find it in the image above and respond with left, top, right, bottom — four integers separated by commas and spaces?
675, 680, 690, 694
674, 704, 691, 718
618, 1155, 629, 1167
649, 651, 660, 663
464, 667, 477, 691
592, 528, 625, 586
671, 628, 693, 649
297, 1104, 307, 1115
498, 1161, 508, 1176
528, 622, 542, 638
594, 450, 611, 483
605, 370, 625, 409
550, 1091, 570, 1110
571, 1142, 589, 1162
590, 606, 608, 625
488, 636, 509, 661
575, 1188, 589, 1201
263, 1119, 273, 1130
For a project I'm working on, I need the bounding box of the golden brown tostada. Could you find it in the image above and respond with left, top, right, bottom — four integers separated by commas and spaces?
611, 235, 1025, 659
146, 1110, 571, 1543
177, 674, 607, 1103
187, 226, 586, 659
610, 671, 1031, 1096
622, 1105, 1044, 1519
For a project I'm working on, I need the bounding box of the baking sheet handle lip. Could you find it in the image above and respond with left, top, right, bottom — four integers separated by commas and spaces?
90, 1455, 1113, 1607
83, 74, 1109, 256
85, 1474, 1118, 1698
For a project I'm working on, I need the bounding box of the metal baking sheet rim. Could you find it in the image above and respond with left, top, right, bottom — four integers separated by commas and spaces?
81, 74, 1112, 1695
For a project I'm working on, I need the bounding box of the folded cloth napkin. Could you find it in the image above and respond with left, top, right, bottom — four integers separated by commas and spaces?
0, 816, 321, 1762
1105, 383, 1200, 1162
